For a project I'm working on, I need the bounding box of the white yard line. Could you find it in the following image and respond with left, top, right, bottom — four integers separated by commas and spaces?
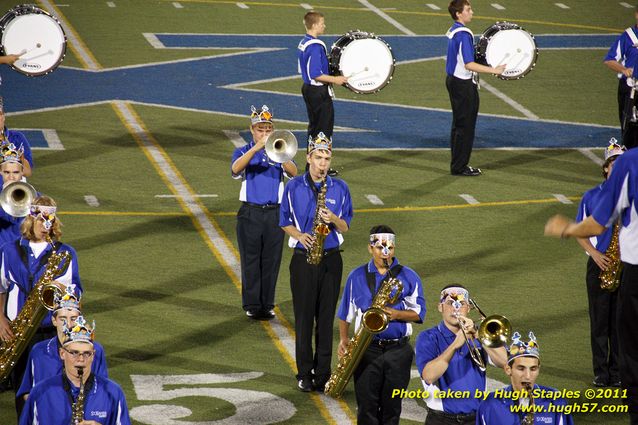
236, 2, 249, 8
459, 194, 480, 205
106, 1, 115, 7
426, 4, 441, 10
620, 2, 634, 8
555, 3, 570, 9
578, 148, 604, 166
365, 194, 384, 205
142, 33, 165, 49
480, 80, 539, 120
223, 130, 249, 148
491, 3, 505, 10
155, 194, 218, 198
173, 2, 184, 8
553, 194, 573, 204
84, 195, 100, 207
300, 3, 312, 10
357, 0, 416, 35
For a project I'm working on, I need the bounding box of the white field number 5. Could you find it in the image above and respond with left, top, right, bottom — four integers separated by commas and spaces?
129, 372, 296, 424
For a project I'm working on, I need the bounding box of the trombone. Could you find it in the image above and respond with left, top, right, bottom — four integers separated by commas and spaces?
265, 130, 297, 164
454, 298, 511, 371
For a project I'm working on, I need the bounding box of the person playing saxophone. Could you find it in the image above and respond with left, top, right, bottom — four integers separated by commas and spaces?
476, 332, 574, 425
575, 138, 625, 388
280, 132, 353, 392
335, 225, 425, 424
19, 316, 131, 425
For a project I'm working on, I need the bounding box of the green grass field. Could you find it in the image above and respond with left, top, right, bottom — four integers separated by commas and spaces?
0, 0, 633, 423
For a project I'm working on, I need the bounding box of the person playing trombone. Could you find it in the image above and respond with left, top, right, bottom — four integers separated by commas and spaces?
231, 105, 297, 320
415, 285, 507, 425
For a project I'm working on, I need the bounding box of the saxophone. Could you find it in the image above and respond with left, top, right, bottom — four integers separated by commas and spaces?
71, 367, 86, 425
521, 383, 535, 425
324, 260, 403, 398
600, 221, 623, 291
307, 178, 330, 265
0, 240, 71, 381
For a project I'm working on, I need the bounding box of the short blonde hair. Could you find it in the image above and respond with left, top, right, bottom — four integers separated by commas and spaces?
21, 195, 63, 241
303, 11, 324, 30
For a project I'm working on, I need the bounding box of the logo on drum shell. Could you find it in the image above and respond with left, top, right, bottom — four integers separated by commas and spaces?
356, 81, 376, 87
21, 63, 42, 70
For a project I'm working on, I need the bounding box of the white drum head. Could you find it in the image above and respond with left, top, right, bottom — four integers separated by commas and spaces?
339, 38, 394, 93
485, 29, 536, 78
2, 13, 66, 76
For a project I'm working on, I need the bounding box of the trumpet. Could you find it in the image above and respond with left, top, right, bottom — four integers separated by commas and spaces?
454, 298, 511, 371
0, 181, 37, 217
265, 130, 297, 164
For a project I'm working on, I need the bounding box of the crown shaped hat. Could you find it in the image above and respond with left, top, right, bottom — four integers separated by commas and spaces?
62, 315, 95, 346
508, 331, 539, 364
604, 138, 626, 162
250, 105, 273, 126
54, 284, 81, 313
1, 141, 23, 164
307, 132, 332, 154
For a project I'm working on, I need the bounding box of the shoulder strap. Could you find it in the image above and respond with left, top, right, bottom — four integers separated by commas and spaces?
365, 264, 404, 297
299, 38, 327, 53
626, 27, 638, 47
446, 26, 474, 39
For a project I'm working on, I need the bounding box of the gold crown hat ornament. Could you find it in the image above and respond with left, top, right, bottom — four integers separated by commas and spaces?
307, 132, 332, 154
508, 331, 540, 364
250, 105, 273, 126
1, 142, 23, 164
604, 137, 626, 162
62, 315, 95, 346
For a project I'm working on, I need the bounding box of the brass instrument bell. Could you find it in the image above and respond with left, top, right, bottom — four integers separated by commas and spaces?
265, 130, 298, 164
0, 181, 37, 217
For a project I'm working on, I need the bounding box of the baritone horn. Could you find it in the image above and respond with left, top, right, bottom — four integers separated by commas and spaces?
0, 181, 37, 217
265, 130, 298, 163
455, 298, 512, 371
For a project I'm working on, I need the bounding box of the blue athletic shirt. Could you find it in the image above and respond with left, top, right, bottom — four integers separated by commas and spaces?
231, 141, 288, 205
446, 22, 475, 79
298, 34, 329, 86
576, 184, 613, 253
605, 26, 638, 80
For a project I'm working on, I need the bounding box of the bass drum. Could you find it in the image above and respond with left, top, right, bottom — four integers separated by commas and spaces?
0, 4, 67, 76
330, 30, 395, 94
475, 22, 538, 80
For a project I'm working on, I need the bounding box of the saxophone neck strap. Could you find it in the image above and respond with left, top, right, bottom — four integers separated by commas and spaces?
15, 240, 62, 292
365, 263, 403, 297
63, 370, 95, 403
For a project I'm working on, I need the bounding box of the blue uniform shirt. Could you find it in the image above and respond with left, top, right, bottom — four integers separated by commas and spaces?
446, 22, 475, 79
337, 257, 425, 340
17, 336, 108, 398
576, 184, 613, 253
605, 26, 638, 80
231, 141, 287, 205
0, 238, 82, 327
477, 384, 574, 425
415, 321, 488, 414
3, 127, 34, 168
0, 207, 23, 247
279, 173, 353, 250
20, 373, 131, 425
592, 148, 638, 265
298, 34, 329, 86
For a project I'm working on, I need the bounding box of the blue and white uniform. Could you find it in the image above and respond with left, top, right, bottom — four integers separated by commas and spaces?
577, 185, 613, 253
17, 337, 108, 398
446, 22, 475, 80
231, 142, 287, 204
605, 26, 638, 135
416, 321, 489, 415
476, 384, 574, 425
19, 373, 130, 425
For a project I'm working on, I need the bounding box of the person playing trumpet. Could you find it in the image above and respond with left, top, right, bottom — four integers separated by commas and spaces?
335, 225, 425, 424
415, 285, 507, 425
231, 105, 297, 320
0, 143, 31, 246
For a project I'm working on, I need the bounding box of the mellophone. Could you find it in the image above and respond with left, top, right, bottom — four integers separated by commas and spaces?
476, 21, 538, 80
0, 4, 67, 76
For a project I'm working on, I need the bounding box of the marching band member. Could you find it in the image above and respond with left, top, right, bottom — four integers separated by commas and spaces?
17, 285, 108, 401
604, 5, 638, 143
0, 143, 29, 246
19, 317, 130, 425
575, 140, 624, 388
336, 225, 425, 424
0, 97, 33, 176
280, 132, 353, 392
415, 286, 507, 425
445, 0, 505, 176
476, 332, 574, 425
545, 146, 638, 423
231, 105, 297, 320
0, 195, 81, 415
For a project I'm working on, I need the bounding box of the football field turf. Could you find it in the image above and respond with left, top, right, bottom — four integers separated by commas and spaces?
0, 0, 633, 423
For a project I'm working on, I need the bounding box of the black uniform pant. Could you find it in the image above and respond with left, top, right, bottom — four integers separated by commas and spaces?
446, 75, 479, 174
353, 340, 413, 425
289, 249, 342, 384
619, 78, 631, 132
424, 409, 476, 425
236, 203, 284, 311
301, 84, 334, 141
621, 78, 638, 149
586, 257, 620, 383
617, 263, 638, 422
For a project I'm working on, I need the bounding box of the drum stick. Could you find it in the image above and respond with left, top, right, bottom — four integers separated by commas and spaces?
19, 43, 42, 56
496, 52, 510, 67
347, 67, 369, 78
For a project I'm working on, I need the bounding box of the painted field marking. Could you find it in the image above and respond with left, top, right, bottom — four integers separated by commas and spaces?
155, 194, 219, 198
578, 148, 604, 166
223, 130, 247, 148
620, 2, 633, 8
555, 3, 570, 9
553, 194, 573, 204
426, 4, 441, 10
365, 194, 384, 205
106, 1, 115, 7
237, 2, 249, 8
480, 80, 538, 120
491, 3, 505, 10
459, 194, 480, 205
300, 3, 312, 9
112, 101, 354, 424
173, 1, 184, 8
358, 0, 416, 35
84, 195, 100, 207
